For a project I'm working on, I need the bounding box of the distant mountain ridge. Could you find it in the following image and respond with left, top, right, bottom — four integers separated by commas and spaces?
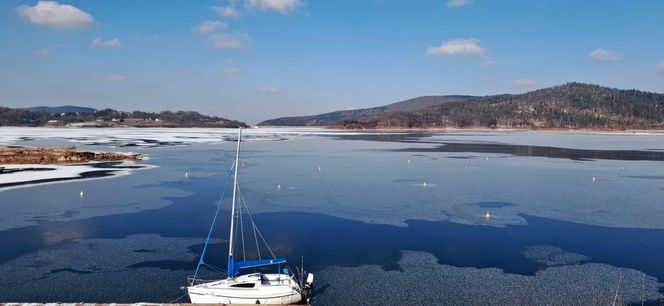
24, 106, 97, 114
259, 95, 478, 126
259, 83, 664, 130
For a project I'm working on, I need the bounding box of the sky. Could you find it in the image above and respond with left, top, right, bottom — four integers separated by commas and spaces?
1, 0, 663, 123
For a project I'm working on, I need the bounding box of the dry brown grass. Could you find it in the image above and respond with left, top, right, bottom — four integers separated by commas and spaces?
0, 147, 142, 165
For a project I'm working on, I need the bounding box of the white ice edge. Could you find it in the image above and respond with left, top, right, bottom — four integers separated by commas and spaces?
0, 127, 407, 147
0, 162, 157, 191
1, 127, 664, 152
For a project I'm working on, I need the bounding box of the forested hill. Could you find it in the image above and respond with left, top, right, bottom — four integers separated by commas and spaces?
260, 83, 664, 130
408, 83, 664, 129
258, 95, 478, 126
25, 106, 96, 114
0, 107, 247, 128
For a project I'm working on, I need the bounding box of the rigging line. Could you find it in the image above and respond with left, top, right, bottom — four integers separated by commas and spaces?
239, 195, 246, 261
237, 186, 261, 259
202, 262, 227, 274
237, 185, 261, 258
254, 213, 276, 258
233, 203, 240, 258
253, 218, 261, 260
169, 293, 189, 304
238, 185, 276, 258
193, 161, 235, 281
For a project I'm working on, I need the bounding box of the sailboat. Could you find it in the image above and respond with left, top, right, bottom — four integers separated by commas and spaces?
187, 127, 314, 304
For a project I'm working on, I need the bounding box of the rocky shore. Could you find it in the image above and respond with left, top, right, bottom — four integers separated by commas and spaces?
0, 147, 142, 165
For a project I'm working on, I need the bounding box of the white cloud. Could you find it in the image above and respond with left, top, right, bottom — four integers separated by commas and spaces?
225, 67, 243, 74
658, 60, 664, 74
92, 37, 122, 49
247, 0, 301, 14
16, 1, 95, 29
588, 48, 619, 62
209, 33, 250, 49
257, 86, 281, 94
103, 74, 126, 81
447, 0, 473, 8
192, 19, 249, 49
33, 49, 50, 57
426, 38, 487, 58
511, 78, 538, 89
212, 6, 241, 18
193, 20, 228, 34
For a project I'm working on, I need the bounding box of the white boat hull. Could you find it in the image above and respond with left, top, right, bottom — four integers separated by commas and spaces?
188, 291, 301, 304
188, 273, 302, 304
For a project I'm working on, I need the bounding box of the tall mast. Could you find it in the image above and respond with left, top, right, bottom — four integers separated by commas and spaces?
227, 126, 242, 276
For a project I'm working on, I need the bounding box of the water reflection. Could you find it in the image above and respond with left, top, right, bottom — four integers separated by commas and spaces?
389, 142, 664, 161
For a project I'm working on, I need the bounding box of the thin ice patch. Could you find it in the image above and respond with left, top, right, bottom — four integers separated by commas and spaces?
522, 245, 590, 266
314, 250, 663, 305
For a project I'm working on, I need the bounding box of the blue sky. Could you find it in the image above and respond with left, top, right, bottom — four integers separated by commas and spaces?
1, 0, 663, 123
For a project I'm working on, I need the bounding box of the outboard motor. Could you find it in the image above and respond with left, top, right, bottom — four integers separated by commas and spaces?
301, 272, 314, 302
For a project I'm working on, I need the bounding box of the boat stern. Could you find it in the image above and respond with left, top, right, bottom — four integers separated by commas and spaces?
301, 272, 314, 302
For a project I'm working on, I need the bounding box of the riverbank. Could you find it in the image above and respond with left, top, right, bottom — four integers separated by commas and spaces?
0, 147, 142, 165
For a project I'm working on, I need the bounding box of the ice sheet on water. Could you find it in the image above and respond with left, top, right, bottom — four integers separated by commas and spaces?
0, 234, 212, 285
0, 234, 220, 302
522, 245, 590, 266
0, 127, 394, 148
314, 250, 663, 305
422, 130, 664, 151
2, 127, 663, 150
0, 162, 155, 191
4, 128, 664, 231
0, 162, 190, 231
1, 266, 189, 303
239, 136, 664, 229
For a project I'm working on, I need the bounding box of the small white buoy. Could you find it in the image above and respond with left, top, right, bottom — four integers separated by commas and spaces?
185, 171, 189, 178
484, 211, 491, 220
592, 176, 596, 182
277, 184, 281, 190
408, 159, 411, 164
79, 190, 84, 198
317, 166, 322, 172
422, 181, 427, 187
485, 157, 489, 161
464, 166, 468, 169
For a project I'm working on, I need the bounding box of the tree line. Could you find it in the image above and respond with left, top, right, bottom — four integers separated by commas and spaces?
0, 107, 247, 128
334, 83, 664, 129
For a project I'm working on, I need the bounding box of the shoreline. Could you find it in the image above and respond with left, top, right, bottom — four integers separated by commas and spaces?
2, 125, 664, 136
0, 147, 142, 166
296, 126, 664, 135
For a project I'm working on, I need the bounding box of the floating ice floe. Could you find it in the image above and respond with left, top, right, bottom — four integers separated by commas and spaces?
243, 137, 664, 230
0, 162, 155, 191
314, 250, 663, 305
422, 131, 664, 151
522, 245, 590, 266
0, 127, 407, 148
0, 234, 222, 302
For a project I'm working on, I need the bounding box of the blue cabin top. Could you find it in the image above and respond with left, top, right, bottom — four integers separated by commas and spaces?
227, 255, 287, 277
